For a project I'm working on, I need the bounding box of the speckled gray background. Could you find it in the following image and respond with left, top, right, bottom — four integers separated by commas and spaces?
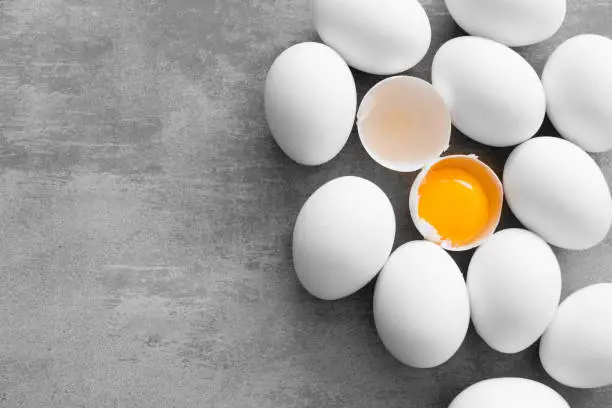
1, 0, 611, 407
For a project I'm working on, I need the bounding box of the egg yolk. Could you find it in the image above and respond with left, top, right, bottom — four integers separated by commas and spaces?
417, 167, 490, 246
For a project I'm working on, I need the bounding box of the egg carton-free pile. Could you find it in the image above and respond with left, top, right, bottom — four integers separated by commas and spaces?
264, 0, 612, 406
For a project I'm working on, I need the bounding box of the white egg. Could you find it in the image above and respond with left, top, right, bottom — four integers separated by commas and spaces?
293, 177, 395, 300
449, 378, 570, 408
445, 0, 566, 47
543, 34, 612, 153
313, 0, 431, 75
504, 137, 612, 250
432, 36, 546, 147
265, 42, 356, 166
467, 229, 561, 353
373, 241, 470, 368
540, 283, 612, 389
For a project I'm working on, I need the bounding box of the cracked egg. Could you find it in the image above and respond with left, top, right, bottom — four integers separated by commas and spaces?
409, 155, 503, 251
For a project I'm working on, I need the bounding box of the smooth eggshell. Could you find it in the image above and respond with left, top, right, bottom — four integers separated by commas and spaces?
504, 137, 612, 250
449, 378, 570, 408
265, 42, 356, 165
445, 0, 566, 47
468, 229, 561, 353
313, 0, 431, 75
543, 34, 612, 153
432, 36, 546, 147
373, 241, 469, 368
540, 283, 612, 389
293, 176, 395, 300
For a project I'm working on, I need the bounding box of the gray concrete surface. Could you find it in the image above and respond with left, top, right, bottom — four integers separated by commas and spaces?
1, 0, 612, 407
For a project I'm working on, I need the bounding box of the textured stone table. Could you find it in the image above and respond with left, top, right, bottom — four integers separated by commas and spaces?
1, 1, 612, 407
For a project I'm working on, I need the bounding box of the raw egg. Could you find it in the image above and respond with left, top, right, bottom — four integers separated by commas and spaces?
293, 176, 396, 300
445, 0, 566, 47
409, 155, 503, 251
543, 34, 612, 153
357, 76, 451, 172
468, 229, 561, 354
265, 42, 357, 166
373, 241, 470, 368
432, 36, 546, 147
540, 283, 612, 389
449, 378, 570, 408
504, 137, 612, 250
313, 0, 431, 75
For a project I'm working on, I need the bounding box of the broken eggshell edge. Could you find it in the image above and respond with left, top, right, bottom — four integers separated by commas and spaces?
408, 154, 504, 252
356, 76, 451, 173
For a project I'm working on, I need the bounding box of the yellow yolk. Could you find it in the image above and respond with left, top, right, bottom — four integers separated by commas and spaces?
417, 167, 490, 246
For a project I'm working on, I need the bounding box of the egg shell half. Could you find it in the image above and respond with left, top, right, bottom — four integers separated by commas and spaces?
313, 0, 431, 75
449, 378, 570, 408
540, 283, 612, 389
293, 176, 395, 300
445, 0, 566, 47
543, 34, 612, 153
467, 229, 561, 354
373, 241, 470, 368
357, 76, 451, 172
432, 36, 546, 147
265, 42, 356, 166
409, 155, 504, 251
504, 137, 612, 250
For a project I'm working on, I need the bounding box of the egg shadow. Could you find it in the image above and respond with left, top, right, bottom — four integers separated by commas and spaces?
537, 115, 561, 138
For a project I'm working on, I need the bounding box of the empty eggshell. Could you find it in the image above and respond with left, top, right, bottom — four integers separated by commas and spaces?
313, 0, 431, 75
373, 241, 470, 368
265, 42, 356, 166
543, 34, 612, 152
432, 36, 546, 147
357, 76, 451, 172
449, 378, 570, 408
540, 283, 612, 389
293, 176, 395, 300
468, 229, 561, 354
445, 0, 566, 47
504, 137, 612, 250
